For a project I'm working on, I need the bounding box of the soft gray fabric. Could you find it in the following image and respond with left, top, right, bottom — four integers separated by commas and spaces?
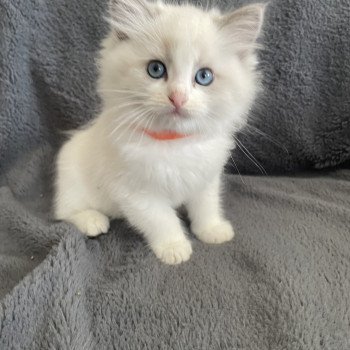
232, 0, 350, 174
1, 161, 350, 349
1, 0, 349, 174
1, 0, 350, 349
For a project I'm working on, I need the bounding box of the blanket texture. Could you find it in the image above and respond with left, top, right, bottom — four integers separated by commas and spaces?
232, 0, 350, 173
0, 0, 350, 349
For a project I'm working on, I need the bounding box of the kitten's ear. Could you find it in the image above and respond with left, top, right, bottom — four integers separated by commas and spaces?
108, 0, 160, 40
217, 4, 266, 57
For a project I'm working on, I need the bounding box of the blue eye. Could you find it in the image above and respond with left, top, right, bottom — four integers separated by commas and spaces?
195, 68, 214, 86
147, 60, 166, 79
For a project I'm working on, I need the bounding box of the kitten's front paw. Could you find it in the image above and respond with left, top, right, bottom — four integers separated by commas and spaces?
194, 220, 235, 244
69, 210, 110, 237
152, 239, 192, 265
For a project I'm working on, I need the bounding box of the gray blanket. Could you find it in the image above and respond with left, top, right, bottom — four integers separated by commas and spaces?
1, 0, 350, 349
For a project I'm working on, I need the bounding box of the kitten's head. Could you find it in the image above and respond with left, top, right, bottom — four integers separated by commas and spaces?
99, 0, 265, 141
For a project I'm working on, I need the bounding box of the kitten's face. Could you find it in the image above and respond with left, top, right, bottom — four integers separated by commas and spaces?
99, 1, 264, 139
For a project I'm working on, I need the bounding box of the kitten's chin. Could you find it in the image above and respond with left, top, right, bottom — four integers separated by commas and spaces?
151, 117, 197, 135
169, 110, 185, 118
122, 108, 215, 138
162, 106, 192, 120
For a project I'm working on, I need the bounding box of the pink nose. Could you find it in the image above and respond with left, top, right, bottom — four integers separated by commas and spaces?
168, 92, 188, 110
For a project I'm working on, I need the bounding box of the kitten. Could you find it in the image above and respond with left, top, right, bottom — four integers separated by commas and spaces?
54, 0, 265, 264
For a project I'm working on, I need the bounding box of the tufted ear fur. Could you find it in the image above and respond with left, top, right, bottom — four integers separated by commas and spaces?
108, 0, 160, 41
216, 3, 265, 58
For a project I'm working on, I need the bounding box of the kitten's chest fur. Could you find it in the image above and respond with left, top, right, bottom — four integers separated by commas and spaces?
114, 137, 232, 205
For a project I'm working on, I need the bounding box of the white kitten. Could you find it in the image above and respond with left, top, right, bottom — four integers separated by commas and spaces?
54, 0, 264, 264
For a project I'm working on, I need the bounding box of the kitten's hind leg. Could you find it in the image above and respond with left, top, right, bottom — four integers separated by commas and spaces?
67, 209, 110, 237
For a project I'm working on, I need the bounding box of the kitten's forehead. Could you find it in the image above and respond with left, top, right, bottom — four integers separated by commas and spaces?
151, 6, 218, 61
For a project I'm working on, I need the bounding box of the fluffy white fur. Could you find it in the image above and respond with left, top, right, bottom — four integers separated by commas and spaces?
54, 0, 264, 264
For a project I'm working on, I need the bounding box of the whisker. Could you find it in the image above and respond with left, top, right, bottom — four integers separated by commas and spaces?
113, 107, 155, 144
229, 155, 246, 185
100, 102, 141, 119
244, 124, 289, 153
126, 108, 155, 144
137, 113, 155, 147
108, 107, 149, 137
126, 114, 148, 144
109, 116, 134, 138
233, 137, 267, 175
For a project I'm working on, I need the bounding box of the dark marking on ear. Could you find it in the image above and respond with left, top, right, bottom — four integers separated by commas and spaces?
115, 31, 129, 41
108, 0, 161, 40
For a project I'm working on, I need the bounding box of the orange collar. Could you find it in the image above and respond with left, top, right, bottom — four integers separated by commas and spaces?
142, 129, 190, 141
